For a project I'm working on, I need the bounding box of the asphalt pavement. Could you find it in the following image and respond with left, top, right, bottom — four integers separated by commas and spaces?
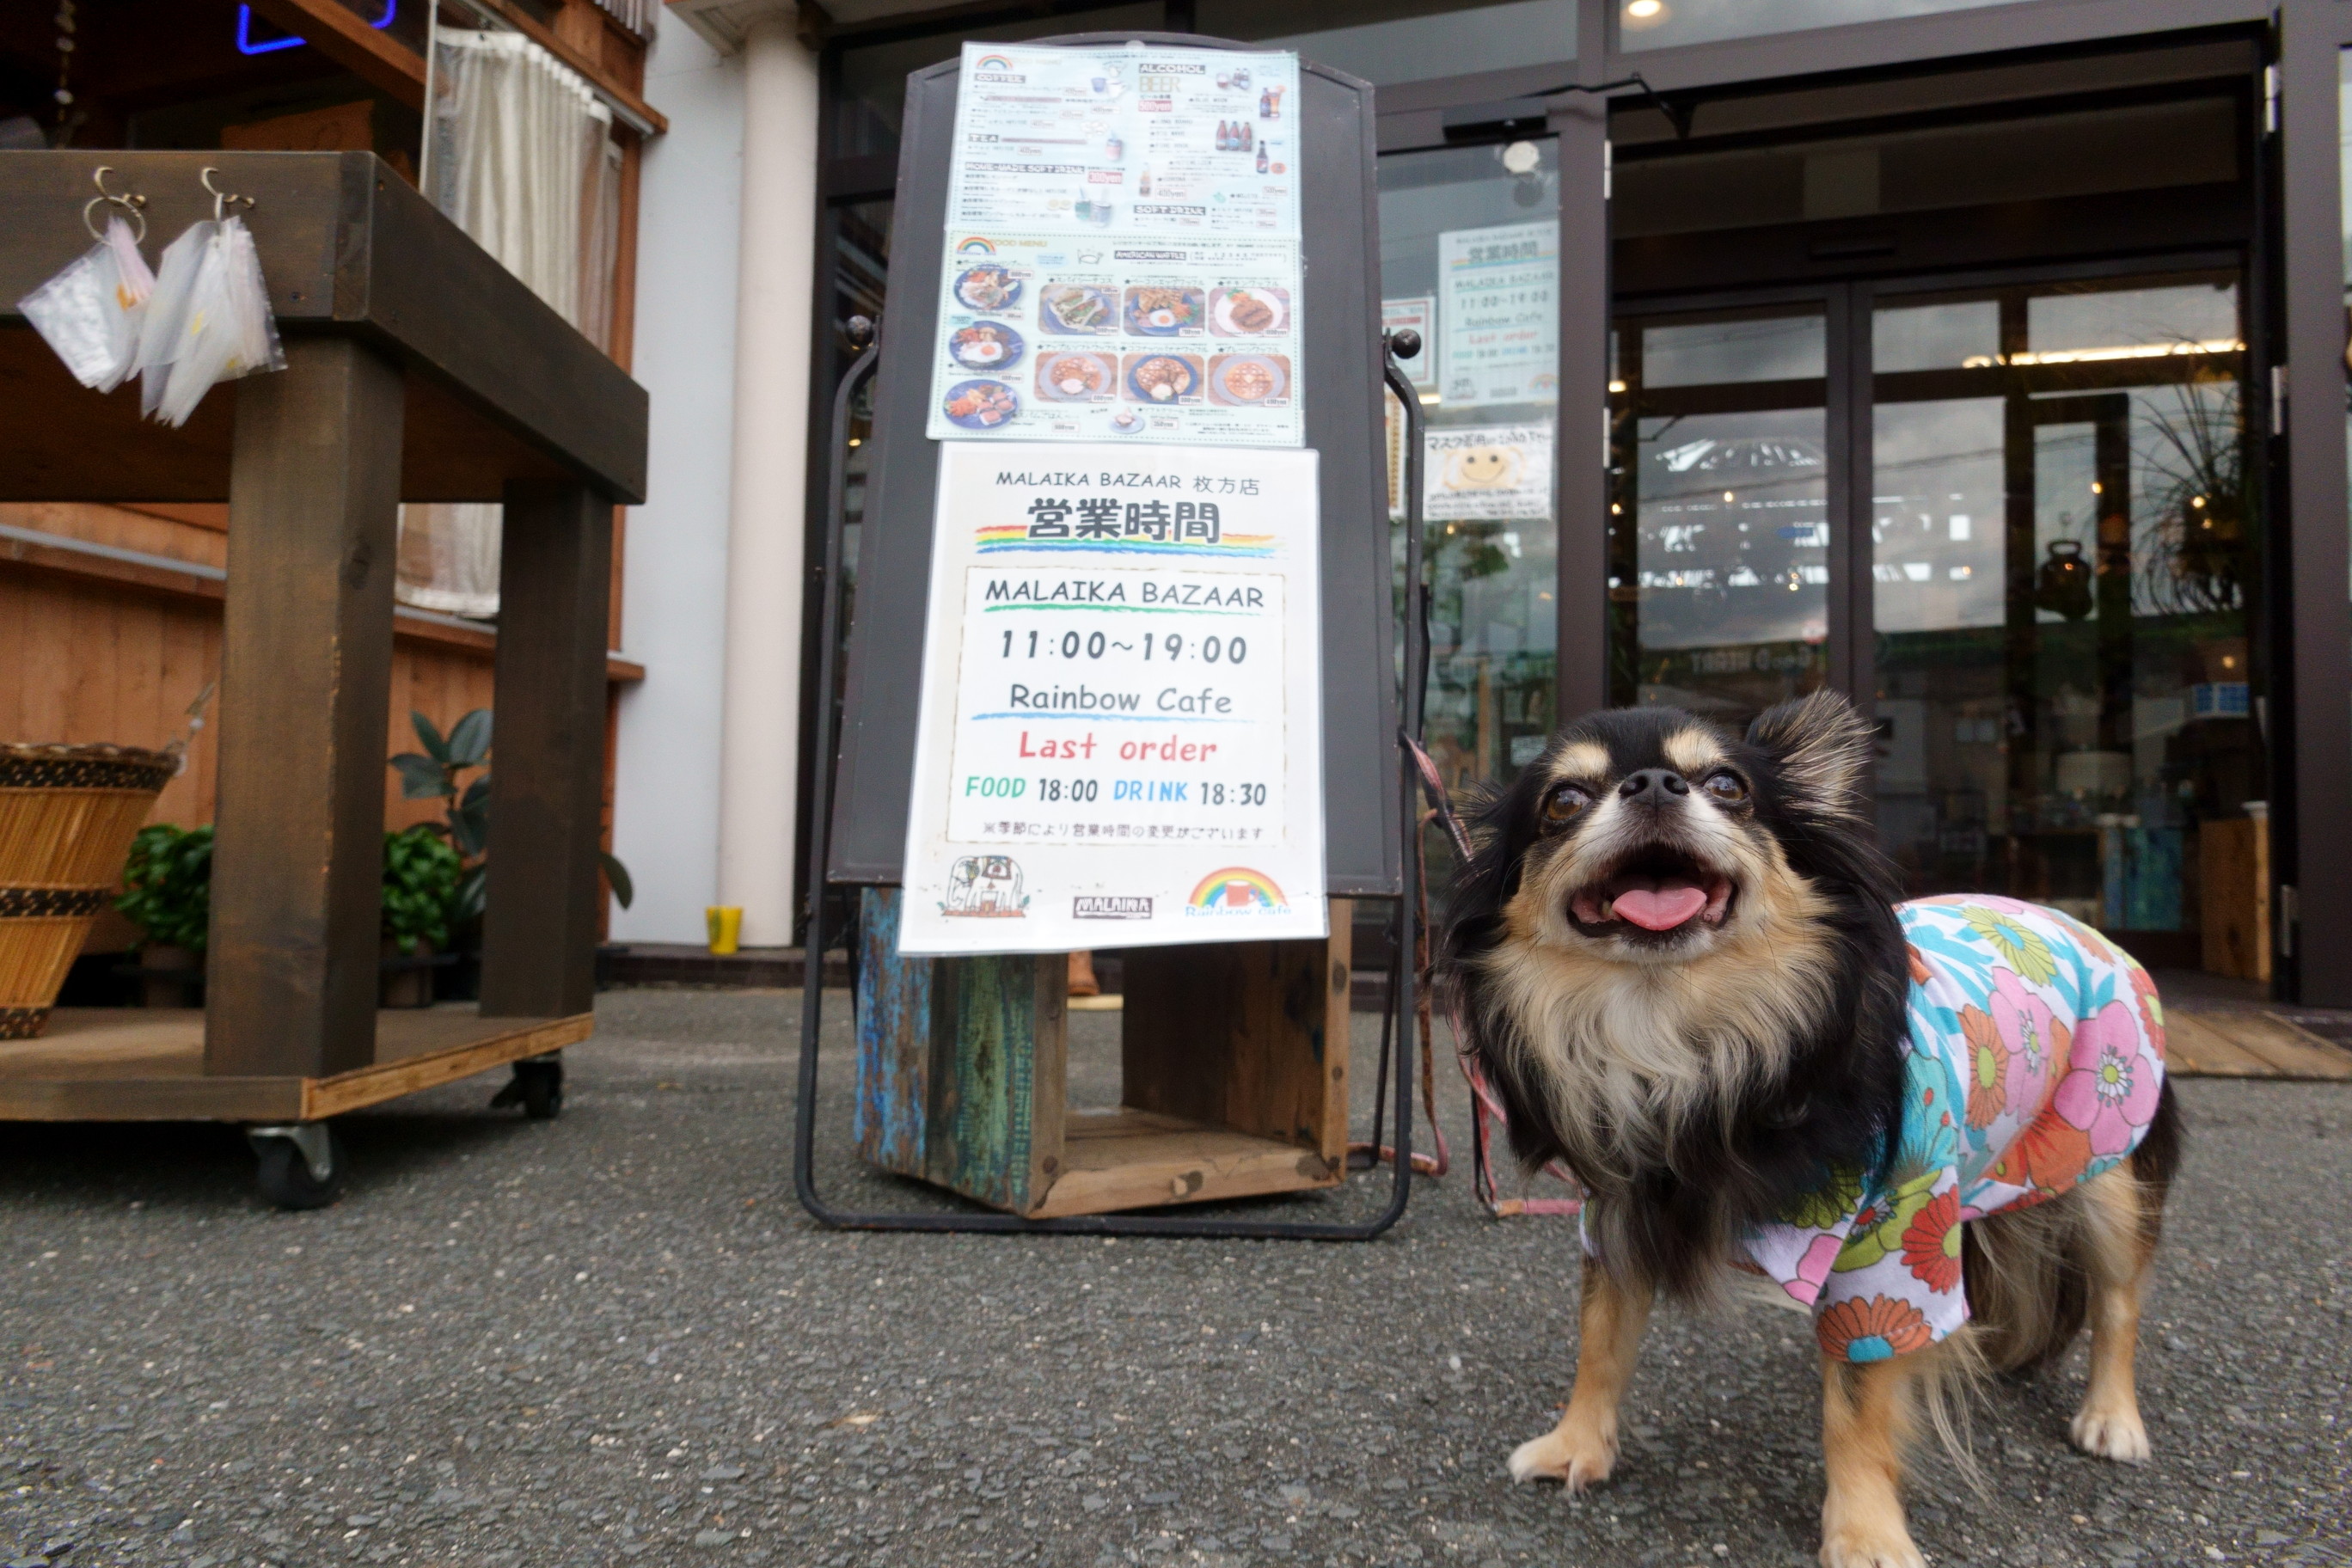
2, 987, 2347, 1568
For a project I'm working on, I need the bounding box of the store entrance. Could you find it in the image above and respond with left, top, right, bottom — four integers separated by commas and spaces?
1609, 268, 2260, 971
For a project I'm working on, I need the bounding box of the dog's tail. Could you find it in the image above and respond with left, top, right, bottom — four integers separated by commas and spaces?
1961, 1081, 2183, 1379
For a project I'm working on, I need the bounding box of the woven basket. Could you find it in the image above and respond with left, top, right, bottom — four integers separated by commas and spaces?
1, 744, 177, 1040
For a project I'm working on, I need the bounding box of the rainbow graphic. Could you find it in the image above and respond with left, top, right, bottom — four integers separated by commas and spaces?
955, 236, 998, 255
974, 525, 1275, 559
973, 52, 1014, 71
1187, 867, 1287, 914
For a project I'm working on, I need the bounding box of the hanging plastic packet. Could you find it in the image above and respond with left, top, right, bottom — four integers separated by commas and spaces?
147, 215, 286, 429
133, 219, 217, 420
15, 215, 156, 393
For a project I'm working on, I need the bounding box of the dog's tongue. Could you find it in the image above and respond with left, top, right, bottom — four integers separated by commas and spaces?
1612, 884, 1708, 932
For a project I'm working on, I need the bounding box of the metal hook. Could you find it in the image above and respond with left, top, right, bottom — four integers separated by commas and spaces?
82, 164, 149, 242
199, 166, 255, 224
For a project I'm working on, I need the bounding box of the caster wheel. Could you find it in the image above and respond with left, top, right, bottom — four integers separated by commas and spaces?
493, 1057, 563, 1119
249, 1125, 343, 1210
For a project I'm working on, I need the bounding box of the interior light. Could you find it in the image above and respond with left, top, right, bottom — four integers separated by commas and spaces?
1608, 380, 1627, 394
1723, 491, 1735, 503
2191, 495, 2206, 507
1626, 0, 1664, 17
2090, 481, 2103, 495
1960, 338, 2243, 369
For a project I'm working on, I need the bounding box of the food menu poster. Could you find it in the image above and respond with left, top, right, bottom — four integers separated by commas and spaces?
927, 41, 1307, 450
898, 442, 1327, 955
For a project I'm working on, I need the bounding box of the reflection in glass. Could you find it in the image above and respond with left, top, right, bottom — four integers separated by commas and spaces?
1610, 309, 1829, 728
1871, 278, 2258, 974
1379, 142, 1560, 802
1619, 0, 2033, 52
1201, 0, 1574, 86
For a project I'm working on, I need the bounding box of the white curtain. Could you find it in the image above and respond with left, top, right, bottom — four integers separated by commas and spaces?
399, 29, 621, 620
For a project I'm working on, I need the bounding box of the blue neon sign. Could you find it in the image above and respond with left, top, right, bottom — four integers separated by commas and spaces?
235, 0, 398, 57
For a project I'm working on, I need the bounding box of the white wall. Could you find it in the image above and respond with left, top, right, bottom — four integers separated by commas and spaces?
609, 20, 745, 944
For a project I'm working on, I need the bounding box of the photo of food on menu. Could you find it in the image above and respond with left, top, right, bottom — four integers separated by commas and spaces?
927, 236, 1302, 446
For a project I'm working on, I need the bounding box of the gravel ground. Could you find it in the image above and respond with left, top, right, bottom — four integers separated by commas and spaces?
2, 987, 2348, 1568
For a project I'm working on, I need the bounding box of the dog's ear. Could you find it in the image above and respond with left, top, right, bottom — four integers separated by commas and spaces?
1746, 689, 1873, 823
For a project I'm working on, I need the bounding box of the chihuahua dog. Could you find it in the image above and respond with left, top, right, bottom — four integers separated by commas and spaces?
1437, 691, 2179, 1568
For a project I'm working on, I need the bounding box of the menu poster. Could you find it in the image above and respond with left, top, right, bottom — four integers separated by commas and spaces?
1424, 423, 1555, 521
1381, 295, 1436, 394
898, 442, 1326, 955
929, 41, 1307, 449
946, 42, 1301, 238
1437, 220, 1559, 408
931, 233, 1303, 447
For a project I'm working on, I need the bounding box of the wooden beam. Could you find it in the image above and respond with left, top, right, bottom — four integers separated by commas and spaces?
245, 0, 427, 109
0, 523, 644, 679
206, 338, 406, 1079
480, 481, 614, 1018
2, 154, 651, 506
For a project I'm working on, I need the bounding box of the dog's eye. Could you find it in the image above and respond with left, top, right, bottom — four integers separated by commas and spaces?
1541, 783, 1592, 825
1702, 771, 1749, 804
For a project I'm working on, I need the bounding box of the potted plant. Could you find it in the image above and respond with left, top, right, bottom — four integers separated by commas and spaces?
381, 824, 461, 1008
114, 822, 212, 1008
390, 710, 633, 1002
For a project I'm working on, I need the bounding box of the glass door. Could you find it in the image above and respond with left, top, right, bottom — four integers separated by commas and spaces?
1379, 139, 1563, 795
1608, 303, 1833, 729
1870, 273, 2258, 967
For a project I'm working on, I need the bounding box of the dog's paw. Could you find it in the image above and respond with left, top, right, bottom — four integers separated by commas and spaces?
1506, 1426, 1616, 1491
1819, 1525, 1927, 1568
2069, 1403, 2151, 1465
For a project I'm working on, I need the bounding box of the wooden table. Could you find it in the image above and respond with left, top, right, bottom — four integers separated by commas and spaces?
0, 151, 646, 1203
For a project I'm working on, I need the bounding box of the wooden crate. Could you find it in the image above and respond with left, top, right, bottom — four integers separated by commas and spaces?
2200, 813, 2270, 983
854, 886, 1352, 1217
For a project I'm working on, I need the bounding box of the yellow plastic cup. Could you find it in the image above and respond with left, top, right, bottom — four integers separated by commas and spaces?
706, 905, 743, 955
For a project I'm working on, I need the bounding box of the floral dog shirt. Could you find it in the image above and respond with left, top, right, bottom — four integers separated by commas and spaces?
1740, 896, 2167, 1363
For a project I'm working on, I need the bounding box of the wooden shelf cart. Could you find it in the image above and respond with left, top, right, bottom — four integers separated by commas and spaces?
0, 151, 645, 1203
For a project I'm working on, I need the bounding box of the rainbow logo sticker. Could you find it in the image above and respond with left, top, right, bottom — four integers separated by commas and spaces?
955, 236, 998, 255
973, 52, 1014, 71
1186, 867, 1287, 915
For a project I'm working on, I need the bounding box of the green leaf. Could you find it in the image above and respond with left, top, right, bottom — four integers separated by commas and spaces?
382, 824, 462, 950
117, 823, 213, 951
446, 708, 493, 767
410, 710, 451, 764
450, 800, 490, 859
599, 850, 634, 910
453, 864, 487, 925
390, 753, 449, 799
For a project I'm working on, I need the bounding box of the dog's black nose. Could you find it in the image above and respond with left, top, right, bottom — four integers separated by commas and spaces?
1619, 769, 1689, 805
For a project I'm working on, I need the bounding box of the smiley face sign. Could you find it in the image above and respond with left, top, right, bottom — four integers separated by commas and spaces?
1424, 425, 1554, 521
1442, 445, 1524, 493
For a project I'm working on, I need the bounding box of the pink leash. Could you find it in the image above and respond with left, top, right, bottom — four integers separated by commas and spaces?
1399, 733, 1582, 1220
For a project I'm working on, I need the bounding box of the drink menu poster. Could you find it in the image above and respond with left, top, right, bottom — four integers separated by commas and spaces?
928, 41, 1307, 450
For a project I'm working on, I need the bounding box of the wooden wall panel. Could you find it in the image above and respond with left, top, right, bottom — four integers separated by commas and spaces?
3, 563, 497, 839
3, 505, 502, 959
